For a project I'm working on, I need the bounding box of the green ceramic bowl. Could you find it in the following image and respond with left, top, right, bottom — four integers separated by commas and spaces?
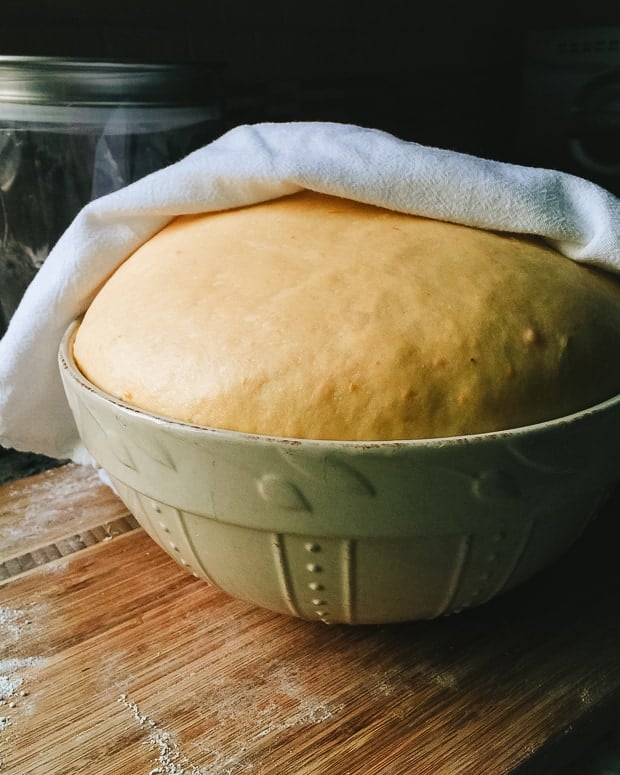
59, 321, 620, 624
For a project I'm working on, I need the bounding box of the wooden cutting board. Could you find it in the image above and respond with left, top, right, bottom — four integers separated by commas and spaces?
1, 463, 620, 775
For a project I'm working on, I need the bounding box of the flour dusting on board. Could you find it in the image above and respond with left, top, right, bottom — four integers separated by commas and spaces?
0, 657, 39, 703
0, 605, 44, 771
0, 467, 83, 545
191, 664, 342, 772
118, 664, 342, 775
0, 656, 42, 770
0, 607, 26, 643
119, 694, 204, 775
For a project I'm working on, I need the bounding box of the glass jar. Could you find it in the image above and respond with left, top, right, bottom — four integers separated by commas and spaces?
0, 55, 224, 335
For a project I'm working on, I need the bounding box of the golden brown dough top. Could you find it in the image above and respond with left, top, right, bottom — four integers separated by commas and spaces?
72, 190, 620, 440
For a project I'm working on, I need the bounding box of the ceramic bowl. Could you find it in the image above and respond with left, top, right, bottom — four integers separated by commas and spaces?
59, 321, 620, 624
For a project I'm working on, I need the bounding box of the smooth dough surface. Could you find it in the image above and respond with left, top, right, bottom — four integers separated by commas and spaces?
73, 190, 620, 440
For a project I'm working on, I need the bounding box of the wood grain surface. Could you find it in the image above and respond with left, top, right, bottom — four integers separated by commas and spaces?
1, 464, 620, 775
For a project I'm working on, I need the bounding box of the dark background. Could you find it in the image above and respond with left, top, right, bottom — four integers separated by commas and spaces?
1, 2, 619, 188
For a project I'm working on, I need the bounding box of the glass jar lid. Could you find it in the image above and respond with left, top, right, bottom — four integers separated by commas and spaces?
0, 55, 222, 107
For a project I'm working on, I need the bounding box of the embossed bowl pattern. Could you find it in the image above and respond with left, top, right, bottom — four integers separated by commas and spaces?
59, 322, 620, 624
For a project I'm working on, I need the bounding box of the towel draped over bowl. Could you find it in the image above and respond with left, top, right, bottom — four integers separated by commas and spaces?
1, 121, 619, 463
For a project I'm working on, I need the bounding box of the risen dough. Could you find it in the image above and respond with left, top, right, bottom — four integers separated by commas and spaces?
73, 191, 620, 440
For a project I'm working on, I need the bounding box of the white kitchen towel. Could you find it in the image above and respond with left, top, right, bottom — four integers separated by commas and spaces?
1, 120, 619, 464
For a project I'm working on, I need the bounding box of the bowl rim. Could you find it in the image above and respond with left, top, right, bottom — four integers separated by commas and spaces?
59, 319, 620, 450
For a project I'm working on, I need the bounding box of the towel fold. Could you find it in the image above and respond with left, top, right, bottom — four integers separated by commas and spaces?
1, 121, 619, 464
